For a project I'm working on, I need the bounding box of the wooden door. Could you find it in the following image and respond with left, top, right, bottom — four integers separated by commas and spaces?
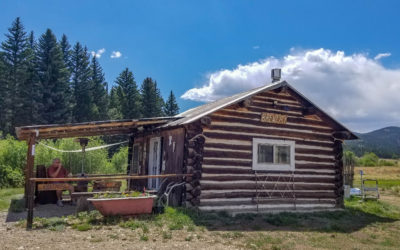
148, 137, 161, 190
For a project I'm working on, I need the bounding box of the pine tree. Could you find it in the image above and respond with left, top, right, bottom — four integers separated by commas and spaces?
0, 52, 8, 134
164, 90, 179, 116
60, 34, 71, 66
37, 29, 71, 124
0, 17, 29, 134
70, 42, 93, 122
108, 86, 123, 120
140, 77, 164, 118
60, 34, 72, 77
90, 56, 108, 120
23, 31, 43, 124
114, 68, 141, 119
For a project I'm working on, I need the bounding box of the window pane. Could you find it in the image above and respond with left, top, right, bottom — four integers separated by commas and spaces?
275, 145, 290, 164
258, 144, 273, 163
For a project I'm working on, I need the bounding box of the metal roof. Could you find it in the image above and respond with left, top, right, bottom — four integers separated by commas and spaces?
165, 81, 286, 127
164, 80, 357, 139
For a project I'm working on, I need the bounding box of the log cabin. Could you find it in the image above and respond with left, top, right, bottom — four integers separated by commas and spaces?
127, 70, 357, 213
16, 69, 357, 215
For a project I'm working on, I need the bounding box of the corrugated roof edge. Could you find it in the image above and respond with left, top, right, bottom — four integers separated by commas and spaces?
163, 80, 357, 140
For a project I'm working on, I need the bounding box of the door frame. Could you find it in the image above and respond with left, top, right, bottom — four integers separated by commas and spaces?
148, 137, 161, 190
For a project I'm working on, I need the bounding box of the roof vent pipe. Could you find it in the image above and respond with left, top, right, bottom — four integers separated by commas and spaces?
271, 68, 281, 82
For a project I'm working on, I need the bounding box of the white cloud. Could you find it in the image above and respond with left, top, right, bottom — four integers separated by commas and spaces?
182, 48, 400, 132
374, 52, 391, 60
253, 45, 260, 50
90, 48, 106, 58
110, 51, 122, 59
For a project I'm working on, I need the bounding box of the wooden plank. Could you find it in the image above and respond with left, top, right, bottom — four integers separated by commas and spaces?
37, 183, 72, 191
30, 173, 192, 183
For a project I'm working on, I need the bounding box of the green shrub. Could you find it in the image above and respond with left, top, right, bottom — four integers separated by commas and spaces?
0, 136, 128, 188
378, 159, 396, 166
358, 152, 379, 166
109, 146, 128, 173
0, 136, 27, 188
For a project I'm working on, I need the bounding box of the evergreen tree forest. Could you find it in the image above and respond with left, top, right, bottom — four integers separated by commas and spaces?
0, 18, 180, 137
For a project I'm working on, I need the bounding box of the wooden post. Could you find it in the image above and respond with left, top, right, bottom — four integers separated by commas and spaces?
25, 134, 36, 229
26, 179, 35, 229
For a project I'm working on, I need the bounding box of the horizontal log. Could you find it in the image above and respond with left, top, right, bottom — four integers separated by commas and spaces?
198, 203, 336, 212
202, 165, 336, 175
249, 101, 304, 114
209, 121, 331, 139
205, 125, 333, 142
202, 157, 335, 169
200, 181, 334, 191
202, 150, 334, 163
201, 174, 335, 183
204, 138, 333, 151
256, 91, 299, 103
200, 190, 337, 199
204, 131, 333, 147
210, 115, 332, 134
251, 97, 303, 109
295, 163, 335, 170
295, 155, 335, 163
200, 197, 336, 206
295, 147, 334, 155
214, 109, 330, 128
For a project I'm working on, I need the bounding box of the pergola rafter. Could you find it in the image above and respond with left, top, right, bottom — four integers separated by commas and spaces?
15, 117, 180, 229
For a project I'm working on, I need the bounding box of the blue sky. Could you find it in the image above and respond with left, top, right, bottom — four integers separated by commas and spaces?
1, 1, 400, 132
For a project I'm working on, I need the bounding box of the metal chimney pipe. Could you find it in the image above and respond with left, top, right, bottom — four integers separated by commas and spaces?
271, 68, 281, 82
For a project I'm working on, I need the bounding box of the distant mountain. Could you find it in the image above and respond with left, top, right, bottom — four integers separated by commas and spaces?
344, 126, 400, 158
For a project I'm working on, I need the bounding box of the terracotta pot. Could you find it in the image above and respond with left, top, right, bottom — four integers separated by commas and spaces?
88, 195, 156, 216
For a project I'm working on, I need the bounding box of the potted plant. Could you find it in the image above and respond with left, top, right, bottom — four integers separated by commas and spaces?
87, 191, 156, 216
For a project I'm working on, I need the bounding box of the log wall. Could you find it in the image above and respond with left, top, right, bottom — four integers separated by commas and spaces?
195, 89, 344, 213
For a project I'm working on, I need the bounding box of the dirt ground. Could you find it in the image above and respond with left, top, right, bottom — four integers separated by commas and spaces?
0, 210, 234, 250
1, 192, 400, 250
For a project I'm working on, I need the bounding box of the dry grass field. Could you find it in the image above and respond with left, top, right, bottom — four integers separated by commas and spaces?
1, 166, 399, 250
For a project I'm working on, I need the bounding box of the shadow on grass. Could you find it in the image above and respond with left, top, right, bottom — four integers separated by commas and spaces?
10, 197, 400, 234
174, 197, 400, 233
5, 198, 78, 223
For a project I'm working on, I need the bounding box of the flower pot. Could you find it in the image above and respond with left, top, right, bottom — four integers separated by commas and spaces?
88, 195, 156, 216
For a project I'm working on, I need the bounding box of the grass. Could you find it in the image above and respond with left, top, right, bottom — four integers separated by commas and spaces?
2, 166, 400, 249
0, 187, 24, 212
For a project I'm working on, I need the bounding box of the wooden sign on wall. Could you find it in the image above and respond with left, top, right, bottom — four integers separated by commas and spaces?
261, 112, 288, 124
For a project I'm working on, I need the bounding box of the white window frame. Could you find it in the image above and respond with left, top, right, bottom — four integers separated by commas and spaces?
252, 138, 295, 171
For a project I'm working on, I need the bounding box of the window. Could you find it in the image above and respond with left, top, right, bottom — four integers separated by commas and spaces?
252, 138, 295, 171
